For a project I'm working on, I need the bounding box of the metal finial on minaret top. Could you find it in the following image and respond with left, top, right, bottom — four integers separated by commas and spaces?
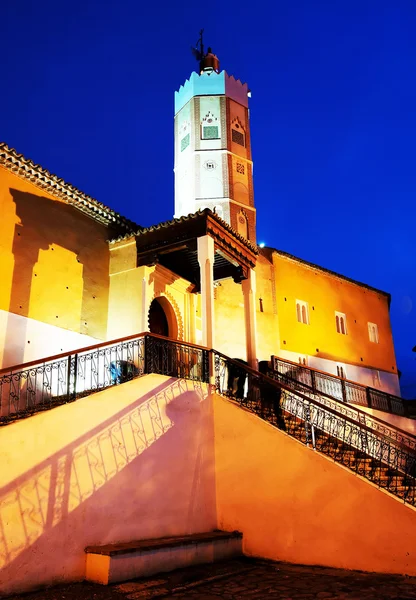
191, 29, 220, 74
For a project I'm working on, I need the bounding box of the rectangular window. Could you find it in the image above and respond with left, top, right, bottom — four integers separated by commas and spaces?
296, 300, 309, 325
368, 322, 379, 343
232, 128, 245, 146
335, 311, 347, 335
202, 125, 219, 139
372, 369, 381, 388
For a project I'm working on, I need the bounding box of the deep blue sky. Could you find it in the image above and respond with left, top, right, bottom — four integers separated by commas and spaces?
1, 0, 415, 397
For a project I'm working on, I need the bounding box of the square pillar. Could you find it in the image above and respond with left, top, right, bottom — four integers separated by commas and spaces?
197, 235, 215, 349
242, 268, 258, 369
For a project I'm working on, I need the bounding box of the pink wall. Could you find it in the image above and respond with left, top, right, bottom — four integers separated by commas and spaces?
214, 394, 416, 575
0, 375, 216, 596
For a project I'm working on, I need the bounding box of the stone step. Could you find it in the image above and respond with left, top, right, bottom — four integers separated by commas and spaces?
85, 530, 243, 585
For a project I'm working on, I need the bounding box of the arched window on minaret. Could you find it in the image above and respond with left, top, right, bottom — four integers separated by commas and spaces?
231, 118, 245, 147
237, 210, 249, 239
201, 111, 219, 140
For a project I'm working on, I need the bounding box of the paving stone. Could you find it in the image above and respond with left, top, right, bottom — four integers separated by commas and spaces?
9, 558, 416, 600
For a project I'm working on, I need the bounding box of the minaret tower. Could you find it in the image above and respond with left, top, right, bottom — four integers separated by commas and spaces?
174, 32, 256, 242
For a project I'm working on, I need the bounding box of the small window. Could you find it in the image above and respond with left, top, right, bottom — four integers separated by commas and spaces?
236, 162, 245, 174
298, 356, 307, 366
232, 128, 245, 146
202, 125, 219, 139
368, 322, 379, 344
296, 300, 309, 325
372, 370, 381, 388
337, 365, 346, 379
335, 311, 347, 335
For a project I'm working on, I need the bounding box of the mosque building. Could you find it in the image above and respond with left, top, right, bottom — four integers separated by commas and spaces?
0, 43, 400, 396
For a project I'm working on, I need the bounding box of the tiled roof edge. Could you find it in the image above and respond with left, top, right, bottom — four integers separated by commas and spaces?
0, 142, 140, 232
269, 247, 391, 302
109, 208, 259, 254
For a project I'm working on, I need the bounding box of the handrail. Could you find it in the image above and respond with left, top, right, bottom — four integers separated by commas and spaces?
1, 334, 416, 505
213, 351, 416, 455
0, 333, 210, 423
213, 350, 416, 506
268, 367, 416, 448
0, 332, 210, 376
272, 355, 407, 417
0, 333, 414, 451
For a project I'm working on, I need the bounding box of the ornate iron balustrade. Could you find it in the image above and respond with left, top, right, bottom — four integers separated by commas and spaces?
214, 351, 416, 506
268, 368, 416, 451
0, 334, 210, 424
272, 356, 407, 417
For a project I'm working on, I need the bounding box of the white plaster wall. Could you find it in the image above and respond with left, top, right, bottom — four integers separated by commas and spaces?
278, 348, 401, 397
0, 309, 102, 370
196, 150, 226, 200
0, 375, 216, 595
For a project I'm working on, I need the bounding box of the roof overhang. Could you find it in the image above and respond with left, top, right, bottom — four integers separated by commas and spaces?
132, 209, 258, 290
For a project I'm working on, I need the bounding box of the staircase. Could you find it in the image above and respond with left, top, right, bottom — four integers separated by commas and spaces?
1, 333, 416, 507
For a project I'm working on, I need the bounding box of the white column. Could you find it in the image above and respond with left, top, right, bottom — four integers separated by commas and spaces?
141, 272, 149, 332
242, 268, 258, 369
197, 235, 215, 349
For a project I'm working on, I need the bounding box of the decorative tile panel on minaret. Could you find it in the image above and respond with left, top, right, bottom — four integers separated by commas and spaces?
174, 45, 256, 242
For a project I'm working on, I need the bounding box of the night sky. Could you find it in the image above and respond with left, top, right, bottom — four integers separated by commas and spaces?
2, 1, 415, 397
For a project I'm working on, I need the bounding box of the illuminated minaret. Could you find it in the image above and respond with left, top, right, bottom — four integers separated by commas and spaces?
174, 34, 256, 242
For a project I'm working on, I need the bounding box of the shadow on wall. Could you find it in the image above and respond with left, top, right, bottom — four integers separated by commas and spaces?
0, 377, 217, 596
3, 189, 111, 367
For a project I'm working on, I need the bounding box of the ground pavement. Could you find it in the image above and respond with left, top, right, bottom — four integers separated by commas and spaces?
9, 558, 416, 600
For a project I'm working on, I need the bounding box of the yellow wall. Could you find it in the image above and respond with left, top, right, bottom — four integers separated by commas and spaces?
0, 375, 216, 595
214, 255, 279, 362
272, 251, 397, 375
214, 394, 416, 575
108, 240, 194, 342
0, 166, 110, 364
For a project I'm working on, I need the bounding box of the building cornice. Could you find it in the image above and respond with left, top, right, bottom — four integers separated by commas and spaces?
0, 142, 140, 234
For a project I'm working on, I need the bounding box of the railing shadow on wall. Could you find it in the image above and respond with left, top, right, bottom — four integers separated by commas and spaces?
0, 375, 215, 592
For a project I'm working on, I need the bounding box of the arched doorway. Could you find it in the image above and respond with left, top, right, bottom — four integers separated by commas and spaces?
148, 296, 178, 339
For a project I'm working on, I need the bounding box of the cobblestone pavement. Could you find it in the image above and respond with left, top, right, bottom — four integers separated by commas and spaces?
10, 558, 416, 600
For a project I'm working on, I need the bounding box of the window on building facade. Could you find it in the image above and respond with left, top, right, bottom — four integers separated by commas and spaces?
298, 356, 308, 366
335, 311, 347, 335
202, 125, 219, 139
296, 300, 309, 325
337, 365, 346, 379
372, 369, 381, 388
236, 162, 245, 174
368, 322, 379, 343
232, 127, 245, 146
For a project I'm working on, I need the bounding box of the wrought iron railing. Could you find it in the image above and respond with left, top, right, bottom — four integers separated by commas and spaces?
214, 351, 416, 506
0, 334, 210, 424
268, 367, 416, 451
272, 356, 408, 417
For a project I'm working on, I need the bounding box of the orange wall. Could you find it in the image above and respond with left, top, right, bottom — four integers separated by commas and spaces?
273, 252, 397, 375
214, 255, 279, 362
0, 375, 216, 596
214, 394, 416, 575
0, 166, 110, 363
